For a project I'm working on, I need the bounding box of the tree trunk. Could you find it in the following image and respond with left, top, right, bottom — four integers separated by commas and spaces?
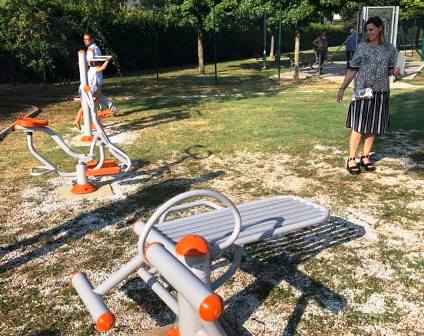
197, 26, 205, 75
269, 34, 275, 59
293, 32, 300, 81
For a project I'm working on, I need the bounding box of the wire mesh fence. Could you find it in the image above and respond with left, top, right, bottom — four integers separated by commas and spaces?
1, 7, 423, 87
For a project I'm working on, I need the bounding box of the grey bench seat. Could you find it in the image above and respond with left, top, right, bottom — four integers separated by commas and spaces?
155, 196, 330, 247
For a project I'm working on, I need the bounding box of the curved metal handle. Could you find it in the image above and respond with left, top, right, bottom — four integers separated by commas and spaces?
137, 190, 242, 262
84, 90, 132, 172
158, 200, 223, 224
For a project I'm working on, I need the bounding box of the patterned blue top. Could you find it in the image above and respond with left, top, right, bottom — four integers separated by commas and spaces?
348, 42, 397, 92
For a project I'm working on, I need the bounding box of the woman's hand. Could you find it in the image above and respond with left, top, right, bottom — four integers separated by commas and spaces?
336, 88, 345, 103
392, 67, 401, 76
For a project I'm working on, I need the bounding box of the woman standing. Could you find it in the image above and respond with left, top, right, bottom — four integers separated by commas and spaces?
337, 16, 401, 175
312, 31, 328, 74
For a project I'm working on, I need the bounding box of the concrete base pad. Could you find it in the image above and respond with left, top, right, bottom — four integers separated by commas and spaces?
56, 181, 114, 201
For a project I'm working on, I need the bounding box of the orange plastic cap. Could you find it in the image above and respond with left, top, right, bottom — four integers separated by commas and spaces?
165, 326, 180, 336
80, 135, 93, 142
96, 312, 115, 331
71, 183, 97, 194
176, 235, 209, 257
15, 117, 48, 128
199, 294, 224, 321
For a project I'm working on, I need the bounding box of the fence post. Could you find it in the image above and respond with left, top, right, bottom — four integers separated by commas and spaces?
262, 11, 267, 70
277, 13, 282, 83
213, 3, 218, 86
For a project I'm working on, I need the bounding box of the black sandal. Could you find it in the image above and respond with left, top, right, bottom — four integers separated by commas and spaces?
359, 155, 376, 172
346, 157, 361, 175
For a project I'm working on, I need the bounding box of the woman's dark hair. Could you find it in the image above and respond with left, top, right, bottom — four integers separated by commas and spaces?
83, 32, 94, 40
365, 16, 385, 44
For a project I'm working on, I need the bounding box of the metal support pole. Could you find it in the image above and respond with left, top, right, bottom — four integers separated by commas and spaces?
262, 11, 267, 70
153, 5, 159, 85
277, 13, 282, 82
78, 50, 93, 140
213, 5, 218, 86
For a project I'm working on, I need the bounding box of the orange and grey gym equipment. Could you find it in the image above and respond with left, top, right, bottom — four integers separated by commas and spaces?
14, 85, 131, 194
72, 189, 330, 335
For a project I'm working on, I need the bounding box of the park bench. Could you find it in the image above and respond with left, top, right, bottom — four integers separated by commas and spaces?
72, 190, 329, 335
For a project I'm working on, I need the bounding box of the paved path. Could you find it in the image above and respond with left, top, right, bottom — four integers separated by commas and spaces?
280, 60, 424, 89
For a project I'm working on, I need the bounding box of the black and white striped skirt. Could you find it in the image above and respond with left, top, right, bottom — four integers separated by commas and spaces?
346, 92, 390, 134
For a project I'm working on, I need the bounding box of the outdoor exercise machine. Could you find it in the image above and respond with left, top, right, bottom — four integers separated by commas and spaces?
14, 51, 131, 194
72, 189, 329, 335
14, 84, 131, 194
14, 50, 130, 194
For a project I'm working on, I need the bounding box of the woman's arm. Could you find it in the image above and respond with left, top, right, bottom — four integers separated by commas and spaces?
390, 68, 401, 76
312, 37, 320, 48
336, 70, 357, 103
95, 60, 109, 72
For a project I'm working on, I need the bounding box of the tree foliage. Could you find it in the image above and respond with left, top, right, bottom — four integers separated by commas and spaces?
0, 0, 422, 81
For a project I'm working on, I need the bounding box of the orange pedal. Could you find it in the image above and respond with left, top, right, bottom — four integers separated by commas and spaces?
86, 160, 117, 169
15, 117, 49, 128
80, 135, 93, 142
97, 109, 113, 119
86, 166, 121, 177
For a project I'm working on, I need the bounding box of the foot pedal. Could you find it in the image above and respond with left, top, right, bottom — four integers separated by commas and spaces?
15, 117, 49, 128
86, 166, 121, 177
97, 109, 113, 119
86, 160, 117, 169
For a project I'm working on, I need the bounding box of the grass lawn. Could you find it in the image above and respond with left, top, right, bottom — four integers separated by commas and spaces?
0, 57, 423, 336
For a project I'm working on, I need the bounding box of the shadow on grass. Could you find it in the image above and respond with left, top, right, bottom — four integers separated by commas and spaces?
28, 331, 60, 336
105, 72, 288, 98
0, 146, 221, 274
107, 109, 191, 136
222, 216, 365, 336
372, 89, 424, 173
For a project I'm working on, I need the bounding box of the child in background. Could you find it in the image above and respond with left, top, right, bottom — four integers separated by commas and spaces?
73, 33, 118, 130
73, 59, 113, 129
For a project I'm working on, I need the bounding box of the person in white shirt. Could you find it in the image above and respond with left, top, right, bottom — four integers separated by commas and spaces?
73, 33, 118, 130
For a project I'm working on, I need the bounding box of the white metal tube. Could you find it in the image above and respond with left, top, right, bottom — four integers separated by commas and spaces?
132, 220, 176, 253
198, 322, 227, 336
138, 190, 241, 263
90, 144, 106, 170
94, 255, 144, 296
159, 200, 223, 224
89, 137, 98, 157
179, 296, 201, 336
84, 89, 132, 171
210, 246, 243, 291
78, 50, 92, 138
137, 268, 178, 315
19, 126, 90, 161
72, 272, 115, 332
146, 243, 223, 322
26, 133, 57, 172
76, 162, 89, 185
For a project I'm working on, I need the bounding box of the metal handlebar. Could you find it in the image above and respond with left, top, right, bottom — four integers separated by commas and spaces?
137, 190, 242, 261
